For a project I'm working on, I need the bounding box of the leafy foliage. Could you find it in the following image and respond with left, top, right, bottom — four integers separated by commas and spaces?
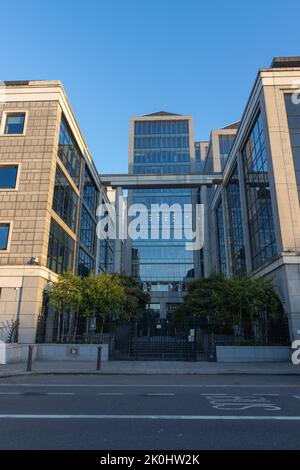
48, 271, 149, 323
175, 275, 282, 337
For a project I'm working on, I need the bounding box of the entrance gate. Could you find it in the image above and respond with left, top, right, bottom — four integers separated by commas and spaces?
110, 319, 215, 361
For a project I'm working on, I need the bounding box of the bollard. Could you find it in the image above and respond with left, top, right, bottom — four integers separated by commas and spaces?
26, 345, 34, 372
96, 346, 102, 371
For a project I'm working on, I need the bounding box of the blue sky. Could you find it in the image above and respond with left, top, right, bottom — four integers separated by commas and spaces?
2, 0, 300, 173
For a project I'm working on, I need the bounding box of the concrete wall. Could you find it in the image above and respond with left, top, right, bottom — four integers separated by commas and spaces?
36, 343, 109, 362
216, 346, 291, 363
0, 342, 109, 364
0, 342, 37, 364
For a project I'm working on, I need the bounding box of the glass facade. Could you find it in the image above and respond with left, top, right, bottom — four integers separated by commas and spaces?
131, 118, 194, 288
78, 247, 94, 277
242, 112, 276, 269
219, 134, 235, 170
79, 206, 96, 255
52, 165, 78, 232
284, 94, 300, 201
83, 165, 98, 215
98, 239, 114, 273
194, 142, 202, 172
0, 223, 10, 250
58, 117, 82, 186
47, 218, 75, 274
226, 164, 246, 276
0, 165, 18, 189
4, 113, 25, 134
77, 164, 99, 276
216, 201, 227, 275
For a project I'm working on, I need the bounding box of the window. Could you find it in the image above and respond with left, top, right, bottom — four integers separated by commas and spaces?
83, 165, 98, 216
219, 135, 235, 169
98, 238, 114, 273
4, 113, 25, 134
80, 206, 96, 254
0, 223, 10, 250
47, 218, 75, 274
78, 248, 94, 277
58, 117, 82, 186
242, 111, 276, 269
216, 201, 227, 275
0, 165, 18, 189
226, 164, 246, 276
52, 165, 78, 232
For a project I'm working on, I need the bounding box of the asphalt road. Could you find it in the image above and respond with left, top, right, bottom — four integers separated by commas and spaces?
0, 374, 300, 450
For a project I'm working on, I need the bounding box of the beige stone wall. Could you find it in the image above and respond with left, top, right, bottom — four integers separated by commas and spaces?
0, 100, 62, 267
0, 99, 62, 342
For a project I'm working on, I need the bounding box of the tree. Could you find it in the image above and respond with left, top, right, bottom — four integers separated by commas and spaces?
81, 272, 126, 326
113, 274, 150, 321
48, 270, 83, 341
47, 272, 150, 342
175, 275, 282, 339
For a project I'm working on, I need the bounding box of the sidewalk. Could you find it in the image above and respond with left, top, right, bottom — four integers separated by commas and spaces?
1, 360, 300, 377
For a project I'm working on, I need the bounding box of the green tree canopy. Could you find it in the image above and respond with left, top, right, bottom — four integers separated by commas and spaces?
175, 275, 282, 337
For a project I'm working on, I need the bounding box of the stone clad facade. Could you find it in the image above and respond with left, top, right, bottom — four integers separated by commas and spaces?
0, 81, 105, 343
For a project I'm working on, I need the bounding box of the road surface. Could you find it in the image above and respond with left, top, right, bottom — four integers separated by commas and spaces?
0, 374, 299, 449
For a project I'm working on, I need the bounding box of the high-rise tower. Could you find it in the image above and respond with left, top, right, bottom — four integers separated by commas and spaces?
128, 112, 196, 318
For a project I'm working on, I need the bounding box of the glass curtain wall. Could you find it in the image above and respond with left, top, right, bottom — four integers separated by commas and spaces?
226, 163, 246, 276
242, 112, 276, 269
131, 118, 194, 291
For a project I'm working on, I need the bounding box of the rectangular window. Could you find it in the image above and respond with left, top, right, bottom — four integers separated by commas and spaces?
0, 223, 10, 250
242, 111, 276, 269
219, 135, 235, 170
226, 164, 246, 276
52, 165, 78, 232
58, 117, 82, 187
47, 218, 74, 274
216, 201, 227, 275
0, 165, 18, 189
78, 248, 94, 277
4, 113, 25, 134
83, 165, 98, 216
80, 206, 96, 254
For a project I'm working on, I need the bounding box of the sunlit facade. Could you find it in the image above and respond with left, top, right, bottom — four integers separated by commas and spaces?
128, 113, 195, 317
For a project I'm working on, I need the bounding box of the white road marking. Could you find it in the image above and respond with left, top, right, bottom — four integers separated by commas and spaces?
146, 393, 175, 396
252, 394, 280, 396
1, 384, 300, 388
203, 394, 281, 411
0, 392, 21, 395
293, 395, 300, 400
0, 414, 299, 420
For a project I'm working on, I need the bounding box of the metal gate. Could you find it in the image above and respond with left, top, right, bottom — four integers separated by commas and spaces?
110, 319, 215, 361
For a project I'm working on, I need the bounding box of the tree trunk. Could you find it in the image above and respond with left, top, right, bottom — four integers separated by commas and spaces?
73, 308, 79, 342
56, 310, 61, 343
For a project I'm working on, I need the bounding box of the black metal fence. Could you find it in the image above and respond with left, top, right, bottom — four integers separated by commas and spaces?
36, 312, 110, 344
35, 305, 291, 362
109, 315, 291, 361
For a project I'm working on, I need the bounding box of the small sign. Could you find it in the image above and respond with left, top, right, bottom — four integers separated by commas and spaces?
188, 335, 195, 342
190, 329, 195, 337
156, 324, 162, 329
69, 347, 79, 356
